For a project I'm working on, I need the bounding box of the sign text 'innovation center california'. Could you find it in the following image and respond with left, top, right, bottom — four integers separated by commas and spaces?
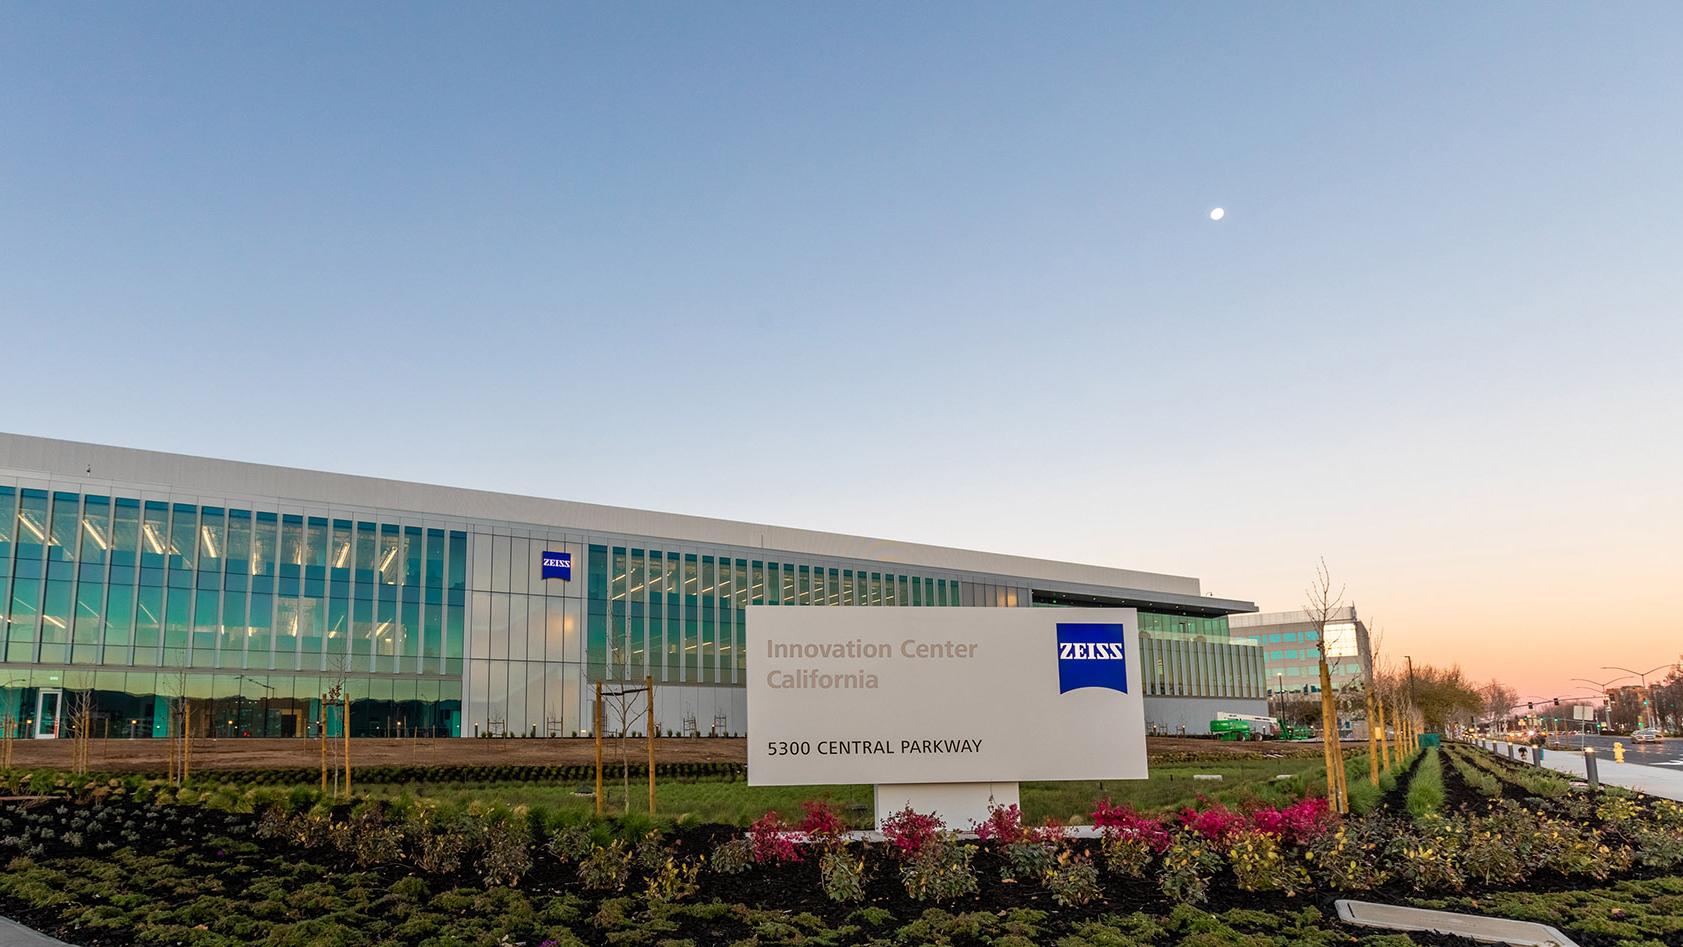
746, 607, 1148, 786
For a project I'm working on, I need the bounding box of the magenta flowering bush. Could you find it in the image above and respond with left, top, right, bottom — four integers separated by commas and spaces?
798, 800, 848, 843
1179, 804, 1250, 842
1090, 800, 1172, 852
880, 805, 944, 858
973, 803, 1025, 844
748, 811, 802, 864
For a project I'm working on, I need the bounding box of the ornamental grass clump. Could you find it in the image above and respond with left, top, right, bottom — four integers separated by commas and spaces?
1158, 828, 1221, 905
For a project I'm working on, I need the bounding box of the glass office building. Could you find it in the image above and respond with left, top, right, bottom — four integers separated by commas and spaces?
1, 433, 1260, 740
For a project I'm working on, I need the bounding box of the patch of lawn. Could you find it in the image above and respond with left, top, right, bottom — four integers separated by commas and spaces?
1405, 748, 1444, 818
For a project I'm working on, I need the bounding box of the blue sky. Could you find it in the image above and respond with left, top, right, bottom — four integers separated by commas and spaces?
3, 4, 1679, 692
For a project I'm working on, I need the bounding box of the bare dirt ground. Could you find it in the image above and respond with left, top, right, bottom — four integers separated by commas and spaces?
7, 735, 1340, 774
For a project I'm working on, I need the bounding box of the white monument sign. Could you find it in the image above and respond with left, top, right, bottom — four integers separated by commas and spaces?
747, 606, 1148, 825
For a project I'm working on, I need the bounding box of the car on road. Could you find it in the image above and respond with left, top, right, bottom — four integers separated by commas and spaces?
1632, 728, 1665, 743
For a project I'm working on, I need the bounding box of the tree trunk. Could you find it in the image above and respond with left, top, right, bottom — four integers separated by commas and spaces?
1317, 657, 1346, 812
1365, 688, 1380, 786
1376, 692, 1391, 770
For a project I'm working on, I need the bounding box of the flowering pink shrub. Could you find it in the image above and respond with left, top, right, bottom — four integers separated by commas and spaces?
973, 803, 1025, 845
798, 799, 848, 842
880, 806, 944, 857
1179, 804, 1249, 843
748, 811, 802, 864
1090, 800, 1170, 852
1273, 797, 1335, 843
1030, 817, 1067, 844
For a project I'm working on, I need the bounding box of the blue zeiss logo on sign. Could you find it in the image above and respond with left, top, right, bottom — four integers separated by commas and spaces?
1055, 623, 1128, 694
540, 551, 572, 581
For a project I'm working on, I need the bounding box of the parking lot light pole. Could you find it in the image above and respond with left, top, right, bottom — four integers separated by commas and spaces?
1603, 664, 1672, 730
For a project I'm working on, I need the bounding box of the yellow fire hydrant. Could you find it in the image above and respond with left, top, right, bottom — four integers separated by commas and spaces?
1613, 741, 1625, 763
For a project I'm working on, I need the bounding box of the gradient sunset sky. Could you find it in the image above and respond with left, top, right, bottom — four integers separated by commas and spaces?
3, 4, 1678, 699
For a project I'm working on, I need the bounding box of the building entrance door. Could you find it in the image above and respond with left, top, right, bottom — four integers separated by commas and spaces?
35, 688, 63, 739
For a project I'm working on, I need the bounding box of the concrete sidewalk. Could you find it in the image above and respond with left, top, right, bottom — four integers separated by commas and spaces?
1477, 739, 1683, 802
0, 917, 73, 947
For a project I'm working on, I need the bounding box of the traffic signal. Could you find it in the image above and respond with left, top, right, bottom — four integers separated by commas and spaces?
1527, 702, 1534, 710
1553, 698, 1560, 707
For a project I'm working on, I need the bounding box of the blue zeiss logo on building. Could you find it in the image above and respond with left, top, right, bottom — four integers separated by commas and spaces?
1055, 623, 1128, 694
540, 551, 572, 581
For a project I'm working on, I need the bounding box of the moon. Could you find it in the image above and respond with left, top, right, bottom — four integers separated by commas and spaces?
1209, 207, 1226, 221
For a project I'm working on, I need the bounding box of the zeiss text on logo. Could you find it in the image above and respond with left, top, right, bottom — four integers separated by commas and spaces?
1055, 623, 1128, 694
540, 551, 572, 581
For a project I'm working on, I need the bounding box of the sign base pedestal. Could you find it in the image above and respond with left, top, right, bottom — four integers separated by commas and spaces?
873, 782, 1019, 831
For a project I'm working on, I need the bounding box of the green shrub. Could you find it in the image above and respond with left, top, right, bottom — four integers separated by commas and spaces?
819, 846, 867, 903
481, 816, 533, 887
547, 823, 596, 864
1305, 814, 1392, 891
1098, 833, 1159, 879
578, 840, 632, 892
1158, 830, 1220, 905
900, 835, 979, 901
1226, 828, 1308, 895
709, 837, 753, 875
644, 856, 701, 903
1044, 851, 1102, 907
1000, 839, 1058, 882
1388, 813, 1465, 893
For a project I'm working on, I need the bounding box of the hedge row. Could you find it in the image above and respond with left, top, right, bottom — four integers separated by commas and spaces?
86, 761, 746, 786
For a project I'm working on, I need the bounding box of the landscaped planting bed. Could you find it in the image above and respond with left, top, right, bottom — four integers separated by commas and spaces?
2, 745, 1682, 947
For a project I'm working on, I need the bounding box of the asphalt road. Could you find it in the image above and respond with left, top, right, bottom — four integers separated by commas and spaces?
1545, 732, 1683, 766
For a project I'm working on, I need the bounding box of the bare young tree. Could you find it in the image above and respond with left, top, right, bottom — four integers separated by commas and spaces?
1, 682, 20, 772
64, 674, 96, 776
326, 655, 349, 798
160, 669, 191, 785
1304, 558, 1349, 813
600, 682, 649, 813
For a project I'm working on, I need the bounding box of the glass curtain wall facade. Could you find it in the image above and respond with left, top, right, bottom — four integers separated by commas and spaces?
1, 445, 1259, 742
0, 485, 465, 740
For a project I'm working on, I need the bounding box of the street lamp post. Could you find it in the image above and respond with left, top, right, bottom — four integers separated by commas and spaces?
1573, 676, 1631, 748
1602, 664, 1673, 731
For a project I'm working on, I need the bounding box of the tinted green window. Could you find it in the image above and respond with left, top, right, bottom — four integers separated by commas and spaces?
682, 554, 698, 679
15, 490, 48, 564
586, 544, 607, 680
701, 556, 716, 683
665, 552, 680, 677
629, 549, 646, 675
72, 580, 104, 664
102, 584, 135, 665
0, 486, 14, 575
424, 529, 444, 589
646, 549, 666, 680
5, 575, 40, 662
135, 586, 163, 657
751, 562, 764, 605
80, 496, 112, 569
47, 492, 79, 563
610, 547, 627, 674
402, 527, 422, 587
166, 505, 197, 579
447, 531, 466, 591
40, 579, 73, 662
